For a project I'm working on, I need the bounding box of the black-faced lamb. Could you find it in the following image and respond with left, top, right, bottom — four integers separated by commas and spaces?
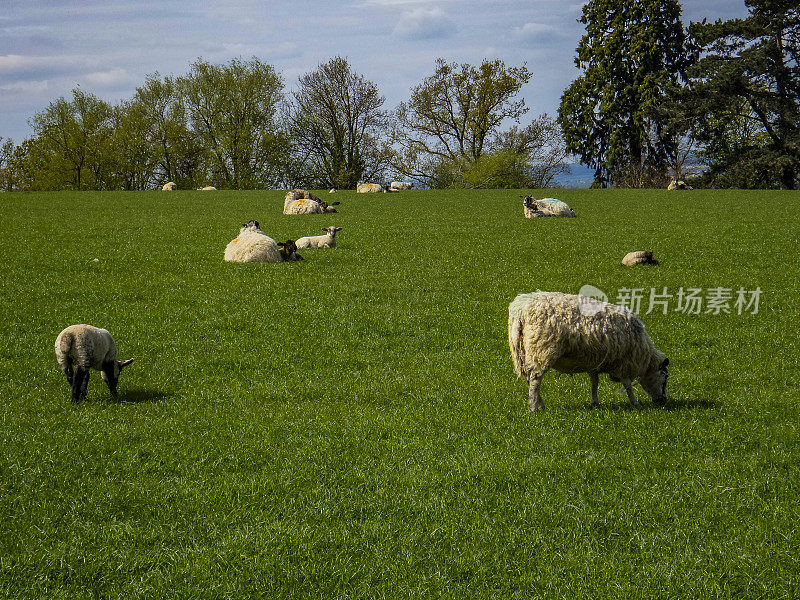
278, 239, 304, 261
55, 324, 134, 402
295, 226, 342, 249
508, 291, 669, 411
622, 251, 659, 266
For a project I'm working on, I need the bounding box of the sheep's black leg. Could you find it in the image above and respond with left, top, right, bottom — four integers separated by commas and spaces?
62, 359, 74, 387
589, 372, 600, 407
72, 367, 87, 402
102, 362, 118, 397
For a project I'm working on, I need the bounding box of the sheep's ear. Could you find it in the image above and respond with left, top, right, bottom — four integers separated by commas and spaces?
660, 358, 669, 369
335, 227, 342, 231
118, 358, 135, 369
277, 242, 286, 247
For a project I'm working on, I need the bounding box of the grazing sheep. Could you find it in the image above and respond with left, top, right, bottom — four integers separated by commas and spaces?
508, 291, 669, 411
521, 195, 576, 218
295, 226, 342, 249
622, 251, 659, 266
357, 182, 383, 193
198, 186, 216, 191
55, 324, 134, 402
667, 178, 693, 190
390, 181, 413, 191
224, 221, 281, 263
278, 239, 303, 261
162, 181, 177, 191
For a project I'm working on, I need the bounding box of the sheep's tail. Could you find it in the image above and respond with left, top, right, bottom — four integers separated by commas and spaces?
508, 312, 526, 378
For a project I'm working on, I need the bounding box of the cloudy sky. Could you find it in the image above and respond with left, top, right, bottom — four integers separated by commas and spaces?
1, 0, 749, 142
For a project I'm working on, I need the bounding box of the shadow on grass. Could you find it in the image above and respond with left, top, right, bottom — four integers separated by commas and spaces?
114, 389, 174, 404
560, 395, 718, 412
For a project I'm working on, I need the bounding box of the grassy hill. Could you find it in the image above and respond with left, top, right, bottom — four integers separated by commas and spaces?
1, 189, 798, 598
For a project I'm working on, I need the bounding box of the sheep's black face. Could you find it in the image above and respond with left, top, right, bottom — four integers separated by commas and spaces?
243, 220, 260, 230
640, 358, 669, 405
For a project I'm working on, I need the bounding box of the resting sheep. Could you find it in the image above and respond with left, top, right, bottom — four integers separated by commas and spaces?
198, 186, 216, 191
55, 324, 134, 402
278, 239, 303, 261
283, 190, 339, 214
224, 220, 282, 263
162, 181, 176, 191
622, 251, 659, 266
508, 291, 669, 411
521, 195, 576, 218
357, 182, 383, 193
667, 178, 693, 190
295, 226, 342, 249
389, 181, 413, 191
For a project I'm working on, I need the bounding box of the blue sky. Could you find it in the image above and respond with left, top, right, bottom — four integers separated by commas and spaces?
1, 1, 749, 142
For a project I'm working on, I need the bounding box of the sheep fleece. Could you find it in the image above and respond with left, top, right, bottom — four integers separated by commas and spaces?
508, 292, 664, 381
224, 228, 281, 263
55, 325, 117, 371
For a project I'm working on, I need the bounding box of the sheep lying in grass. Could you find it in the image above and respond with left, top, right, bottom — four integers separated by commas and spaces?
667, 178, 693, 190
357, 182, 383, 193
55, 324, 134, 402
295, 226, 342, 249
198, 186, 216, 191
521, 195, 576, 218
508, 291, 669, 411
622, 251, 659, 266
162, 181, 176, 191
278, 239, 303, 261
389, 181, 413, 191
224, 220, 282, 263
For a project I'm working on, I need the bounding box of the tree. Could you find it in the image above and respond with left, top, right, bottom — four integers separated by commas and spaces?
393, 58, 535, 187
0, 137, 15, 191
178, 57, 287, 189
289, 57, 391, 189
687, 0, 800, 189
558, 0, 689, 187
132, 74, 207, 189
27, 88, 114, 190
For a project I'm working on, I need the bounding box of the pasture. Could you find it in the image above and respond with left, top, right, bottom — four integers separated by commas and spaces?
0, 189, 798, 598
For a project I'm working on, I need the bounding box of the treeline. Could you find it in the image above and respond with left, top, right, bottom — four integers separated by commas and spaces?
1, 0, 798, 191
0, 56, 568, 192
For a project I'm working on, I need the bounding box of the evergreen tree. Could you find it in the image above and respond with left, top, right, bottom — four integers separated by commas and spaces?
558, 0, 689, 187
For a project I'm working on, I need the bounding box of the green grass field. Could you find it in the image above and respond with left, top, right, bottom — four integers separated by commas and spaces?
1, 189, 798, 599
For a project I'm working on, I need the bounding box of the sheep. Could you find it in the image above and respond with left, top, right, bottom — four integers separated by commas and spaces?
622, 251, 659, 266
55, 324, 134, 402
389, 181, 413, 191
198, 186, 217, 191
295, 226, 342, 249
308, 193, 340, 212
667, 178, 693, 190
521, 195, 576, 218
277, 239, 303, 261
329, 188, 337, 194
357, 181, 383, 193
284, 190, 340, 214
508, 291, 669, 411
224, 220, 282, 263
162, 181, 176, 191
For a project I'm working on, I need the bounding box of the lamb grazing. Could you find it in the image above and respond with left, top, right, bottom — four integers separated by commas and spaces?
521, 195, 576, 218
277, 239, 303, 261
508, 291, 669, 411
295, 226, 342, 249
284, 189, 323, 215
198, 186, 217, 191
55, 324, 134, 402
667, 178, 693, 190
224, 220, 282, 263
622, 251, 659, 266
356, 181, 383, 193
389, 181, 413, 191
162, 181, 177, 191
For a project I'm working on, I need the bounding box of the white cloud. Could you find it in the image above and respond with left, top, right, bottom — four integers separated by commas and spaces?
0, 79, 50, 95
393, 7, 456, 40
516, 22, 558, 45
82, 68, 134, 89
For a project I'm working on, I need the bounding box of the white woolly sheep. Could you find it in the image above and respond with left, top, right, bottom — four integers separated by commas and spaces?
198, 186, 216, 191
357, 182, 383, 193
329, 188, 337, 194
622, 251, 659, 266
224, 220, 282, 263
389, 181, 413, 191
521, 195, 576, 218
55, 324, 134, 402
508, 291, 669, 411
667, 178, 693, 190
284, 190, 339, 214
162, 181, 177, 191
295, 226, 342, 249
